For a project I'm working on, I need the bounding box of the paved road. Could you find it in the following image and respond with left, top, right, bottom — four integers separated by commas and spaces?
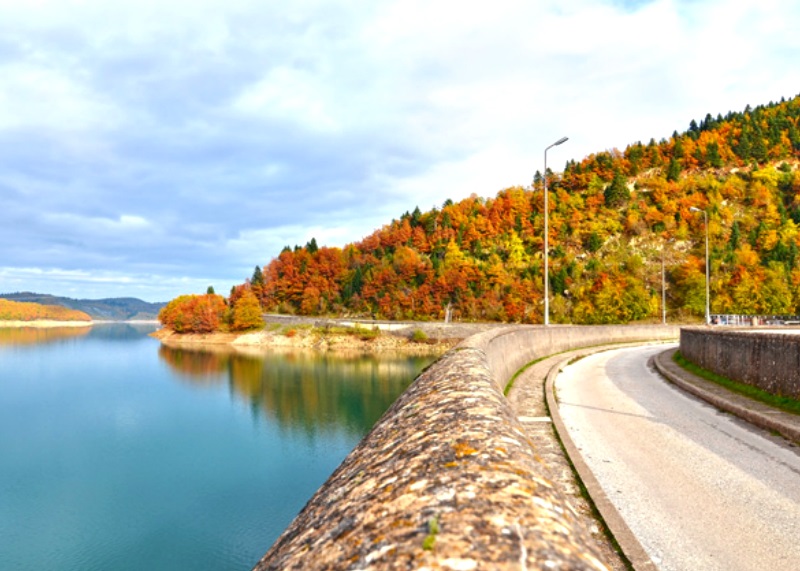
556, 344, 800, 571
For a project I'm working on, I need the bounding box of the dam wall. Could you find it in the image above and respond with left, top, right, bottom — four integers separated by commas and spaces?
253, 324, 679, 570
680, 327, 800, 399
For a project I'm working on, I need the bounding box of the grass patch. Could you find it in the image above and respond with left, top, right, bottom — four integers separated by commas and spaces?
422, 514, 440, 551
503, 339, 675, 397
352, 325, 380, 340
504, 356, 550, 396
673, 351, 800, 416
411, 329, 429, 343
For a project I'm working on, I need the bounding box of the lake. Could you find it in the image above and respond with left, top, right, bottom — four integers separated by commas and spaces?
0, 324, 436, 570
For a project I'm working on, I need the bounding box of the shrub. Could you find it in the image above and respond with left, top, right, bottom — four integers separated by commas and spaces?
354, 325, 380, 341
411, 329, 429, 343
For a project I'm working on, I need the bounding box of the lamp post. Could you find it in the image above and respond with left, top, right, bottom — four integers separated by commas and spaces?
660, 238, 673, 325
543, 136, 568, 326
661, 248, 666, 325
690, 206, 710, 324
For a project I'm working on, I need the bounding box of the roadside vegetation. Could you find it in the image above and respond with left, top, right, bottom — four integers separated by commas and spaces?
673, 351, 800, 415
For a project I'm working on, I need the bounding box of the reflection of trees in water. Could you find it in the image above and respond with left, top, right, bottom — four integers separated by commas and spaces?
87, 323, 159, 341
158, 345, 433, 438
157, 346, 229, 386
0, 326, 92, 346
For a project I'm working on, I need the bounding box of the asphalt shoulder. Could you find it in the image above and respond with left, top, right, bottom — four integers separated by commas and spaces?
653, 348, 800, 445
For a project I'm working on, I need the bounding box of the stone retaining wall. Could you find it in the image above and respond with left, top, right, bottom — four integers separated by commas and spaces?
680, 327, 800, 399
253, 325, 679, 570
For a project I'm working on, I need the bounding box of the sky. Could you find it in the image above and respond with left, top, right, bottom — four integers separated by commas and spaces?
0, 0, 798, 303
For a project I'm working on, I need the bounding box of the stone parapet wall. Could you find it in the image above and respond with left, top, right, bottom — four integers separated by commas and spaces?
680, 327, 800, 399
462, 325, 680, 393
253, 325, 679, 570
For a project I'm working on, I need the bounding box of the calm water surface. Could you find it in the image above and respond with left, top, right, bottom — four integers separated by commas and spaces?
0, 324, 435, 570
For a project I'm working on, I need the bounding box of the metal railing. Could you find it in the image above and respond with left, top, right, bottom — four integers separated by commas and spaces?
711, 314, 800, 326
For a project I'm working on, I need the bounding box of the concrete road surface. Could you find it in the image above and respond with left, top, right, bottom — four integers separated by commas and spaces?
556, 344, 800, 571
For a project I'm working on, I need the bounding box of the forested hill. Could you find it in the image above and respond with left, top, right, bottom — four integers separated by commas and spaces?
244, 94, 800, 324
0, 292, 165, 321
0, 299, 91, 322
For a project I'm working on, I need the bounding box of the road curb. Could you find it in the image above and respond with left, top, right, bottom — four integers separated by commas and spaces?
545, 354, 658, 571
652, 348, 800, 446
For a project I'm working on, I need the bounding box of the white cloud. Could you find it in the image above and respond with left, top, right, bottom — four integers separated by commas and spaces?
232, 66, 340, 131
1, 0, 799, 300
41, 212, 151, 232
0, 64, 119, 132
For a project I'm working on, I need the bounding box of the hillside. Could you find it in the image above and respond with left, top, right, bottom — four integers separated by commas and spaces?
239, 95, 800, 324
0, 299, 92, 322
0, 292, 165, 321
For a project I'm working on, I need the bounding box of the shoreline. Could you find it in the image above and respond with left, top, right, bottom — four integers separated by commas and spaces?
0, 320, 94, 328
151, 327, 460, 355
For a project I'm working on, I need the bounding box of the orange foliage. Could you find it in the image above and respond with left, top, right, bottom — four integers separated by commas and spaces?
158, 294, 227, 333
0, 299, 92, 322
231, 95, 800, 323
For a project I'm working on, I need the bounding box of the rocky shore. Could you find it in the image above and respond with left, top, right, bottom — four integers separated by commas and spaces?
151, 317, 500, 354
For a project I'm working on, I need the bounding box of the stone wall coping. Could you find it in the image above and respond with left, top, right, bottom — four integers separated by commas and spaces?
253, 325, 679, 570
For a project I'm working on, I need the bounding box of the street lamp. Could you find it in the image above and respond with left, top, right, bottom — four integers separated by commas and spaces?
690, 206, 710, 324
661, 247, 667, 325
543, 136, 568, 326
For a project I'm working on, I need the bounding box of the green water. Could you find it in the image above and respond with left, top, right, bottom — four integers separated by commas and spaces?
0, 324, 434, 570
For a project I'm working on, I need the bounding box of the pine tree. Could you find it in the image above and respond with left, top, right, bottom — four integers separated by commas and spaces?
604, 171, 630, 207
706, 142, 723, 168
666, 157, 681, 182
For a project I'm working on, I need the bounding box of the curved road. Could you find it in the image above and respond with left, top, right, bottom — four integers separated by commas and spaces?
556, 344, 800, 571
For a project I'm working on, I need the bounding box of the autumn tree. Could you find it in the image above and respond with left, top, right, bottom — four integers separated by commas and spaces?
231, 289, 265, 331
159, 294, 227, 333
223, 94, 800, 324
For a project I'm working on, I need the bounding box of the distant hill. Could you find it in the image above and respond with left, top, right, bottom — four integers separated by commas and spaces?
0, 292, 166, 321
0, 298, 92, 322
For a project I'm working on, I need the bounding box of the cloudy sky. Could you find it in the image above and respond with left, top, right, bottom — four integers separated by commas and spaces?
0, 0, 797, 302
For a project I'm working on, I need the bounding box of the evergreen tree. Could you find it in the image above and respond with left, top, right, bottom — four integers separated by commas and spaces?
706, 142, 723, 168
666, 157, 681, 182
586, 232, 603, 252
410, 206, 422, 227
750, 125, 768, 163
688, 119, 700, 139
734, 128, 752, 160
728, 221, 740, 251
604, 171, 630, 207
673, 136, 685, 158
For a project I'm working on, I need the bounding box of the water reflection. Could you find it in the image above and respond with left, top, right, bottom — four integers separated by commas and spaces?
159, 345, 434, 438
0, 326, 92, 346
85, 322, 159, 341
0, 322, 160, 348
